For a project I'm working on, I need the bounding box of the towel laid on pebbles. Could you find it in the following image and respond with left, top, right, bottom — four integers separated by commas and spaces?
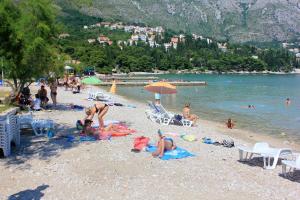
66, 135, 97, 143
146, 145, 195, 160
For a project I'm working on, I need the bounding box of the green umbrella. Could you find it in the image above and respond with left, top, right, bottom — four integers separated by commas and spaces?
81, 76, 102, 85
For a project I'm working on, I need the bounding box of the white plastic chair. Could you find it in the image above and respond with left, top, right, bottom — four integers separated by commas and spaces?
238, 142, 292, 169
18, 113, 33, 129
282, 154, 300, 176
31, 119, 54, 136
238, 142, 270, 161
261, 148, 292, 169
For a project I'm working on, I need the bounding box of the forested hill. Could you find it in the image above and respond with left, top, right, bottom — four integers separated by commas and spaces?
55, 0, 300, 43
57, 9, 298, 74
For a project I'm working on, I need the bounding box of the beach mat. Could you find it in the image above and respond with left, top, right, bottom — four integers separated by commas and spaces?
146, 145, 195, 160
66, 135, 97, 143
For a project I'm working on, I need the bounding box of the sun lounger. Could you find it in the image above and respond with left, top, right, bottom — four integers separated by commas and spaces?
282, 154, 300, 176
238, 142, 292, 169
145, 102, 193, 127
88, 91, 111, 101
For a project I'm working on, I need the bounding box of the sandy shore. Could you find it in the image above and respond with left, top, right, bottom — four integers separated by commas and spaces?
0, 85, 299, 199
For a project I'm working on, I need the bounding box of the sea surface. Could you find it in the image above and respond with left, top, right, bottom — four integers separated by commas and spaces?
115, 74, 300, 142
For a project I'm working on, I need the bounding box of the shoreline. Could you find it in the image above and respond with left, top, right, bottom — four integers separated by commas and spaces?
104, 86, 300, 151
110, 69, 300, 76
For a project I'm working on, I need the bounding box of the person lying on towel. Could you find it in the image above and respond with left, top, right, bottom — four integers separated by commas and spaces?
152, 130, 176, 158
82, 119, 135, 139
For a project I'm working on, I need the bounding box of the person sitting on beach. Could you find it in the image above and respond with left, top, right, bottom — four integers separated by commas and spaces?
152, 130, 176, 158
226, 118, 235, 129
182, 103, 199, 125
37, 85, 48, 107
31, 94, 42, 111
84, 102, 109, 130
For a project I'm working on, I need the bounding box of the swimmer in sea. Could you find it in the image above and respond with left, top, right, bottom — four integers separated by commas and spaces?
286, 98, 291, 106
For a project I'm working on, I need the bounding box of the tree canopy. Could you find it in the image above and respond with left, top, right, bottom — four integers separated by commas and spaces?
0, 0, 61, 96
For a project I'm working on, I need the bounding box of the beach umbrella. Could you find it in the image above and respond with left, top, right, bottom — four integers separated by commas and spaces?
144, 81, 177, 94
82, 76, 102, 85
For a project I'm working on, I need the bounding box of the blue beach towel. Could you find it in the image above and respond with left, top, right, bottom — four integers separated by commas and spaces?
66, 135, 97, 143
146, 145, 195, 160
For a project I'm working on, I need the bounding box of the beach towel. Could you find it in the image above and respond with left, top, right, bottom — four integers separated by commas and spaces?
66, 135, 97, 143
146, 145, 195, 160
181, 134, 197, 142
91, 120, 121, 128
202, 137, 215, 144
132, 136, 150, 151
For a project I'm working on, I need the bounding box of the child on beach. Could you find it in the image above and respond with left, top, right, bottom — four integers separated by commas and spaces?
31, 94, 42, 111
152, 130, 176, 158
226, 118, 235, 129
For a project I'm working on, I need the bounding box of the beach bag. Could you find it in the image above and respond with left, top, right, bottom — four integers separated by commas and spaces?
132, 136, 150, 151
222, 139, 234, 148
174, 114, 183, 121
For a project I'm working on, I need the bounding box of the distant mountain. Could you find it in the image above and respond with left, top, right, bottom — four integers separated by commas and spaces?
56, 0, 300, 43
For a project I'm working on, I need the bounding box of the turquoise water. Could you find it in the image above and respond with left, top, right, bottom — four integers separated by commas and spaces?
115, 74, 300, 142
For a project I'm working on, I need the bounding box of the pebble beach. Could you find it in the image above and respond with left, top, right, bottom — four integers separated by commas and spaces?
0, 85, 299, 200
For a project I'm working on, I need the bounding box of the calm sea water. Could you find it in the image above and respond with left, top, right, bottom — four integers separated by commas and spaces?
115, 74, 300, 142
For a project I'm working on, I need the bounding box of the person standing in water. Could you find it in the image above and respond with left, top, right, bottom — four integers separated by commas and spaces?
286, 98, 291, 106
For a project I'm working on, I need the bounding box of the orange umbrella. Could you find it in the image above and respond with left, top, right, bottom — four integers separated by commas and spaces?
144, 81, 177, 94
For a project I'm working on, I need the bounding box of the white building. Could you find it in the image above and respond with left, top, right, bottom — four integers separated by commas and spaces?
131, 35, 139, 41
83, 25, 88, 29
87, 39, 96, 44
139, 34, 147, 42
164, 43, 172, 51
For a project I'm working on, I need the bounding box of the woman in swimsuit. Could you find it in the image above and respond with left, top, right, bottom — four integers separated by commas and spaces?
152, 130, 176, 158
182, 103, 199, 125
84, 102, 109, 130
49, 80, 58, 107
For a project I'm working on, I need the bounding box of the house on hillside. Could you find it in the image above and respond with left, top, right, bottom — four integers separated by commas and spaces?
164, 43, 172, 51
296, 53, 300, 62
59, 33, 70, 39
179, 34, 185, 42
131, 34, 139, 41
95, 23, 101, 27
110, 24, 117, 30
97, 35, 112, 45
217, 43, 227, 52
83, 25, 88, 29
88, 39, 96, 44
101, 22, 111, 28
149, 41, 155, 48
171, 36, 179, 49
139, 34, 147, 42
124, 25, 134, 32
207, 38, 212, 44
